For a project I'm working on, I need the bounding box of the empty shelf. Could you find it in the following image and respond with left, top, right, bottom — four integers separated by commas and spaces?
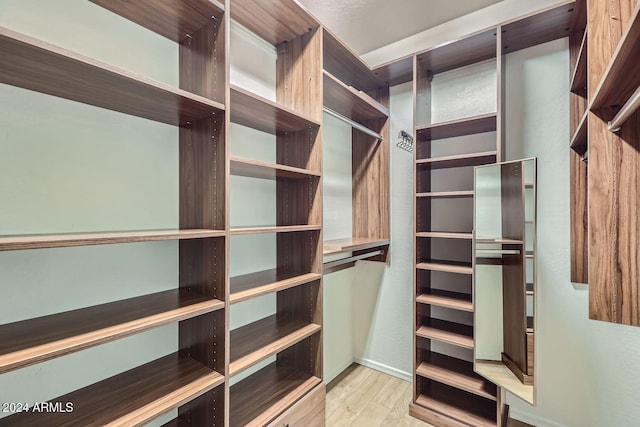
416, 191, 474, 198
0, 289, 223, 374
0, 353, 224, 426
417, 290, 473, 312
90, 0, 225, 42
416, 29, 497, 75
323, 237, 390, 256
0, 229, 225, 251
230, 362, 322, 427
230, 85, 321, 134
476, 237, 523, 244
416, 151, 497, 169
416, 232, 473, 240
415, 382, 496, 427
230, 314, 321, 376
417, 113, 497, 141
231, 270, 321, 304
323, 70, 389, 125
0, 27, 225, 126
417, 353, 497, 401
570, 110, 588, 155
526, 283, 534, 295
230, 156, 320, 180
416, 319, 474, 349
501, 2, 573, 54
230, 225, 321, 235
416, 261, 473, 275
570, 30, 588, 95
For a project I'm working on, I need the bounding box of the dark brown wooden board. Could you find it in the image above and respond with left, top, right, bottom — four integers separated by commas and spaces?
415, 381, 496, 427
570, 30, 588, 96
372, 55, 415, 87
230, 270, 321, 303
0, 27, 225, 127
416, 290, 473, 312
416, 29, 497, 75
416, 319, 474, 349
90, 0, 225, 42
417, 151, 497, 169
323, 71, 389, 125
417, 113, 497, 141
230, 157, 321, 180
502, 2, 574, 54
0, 353, 224, 426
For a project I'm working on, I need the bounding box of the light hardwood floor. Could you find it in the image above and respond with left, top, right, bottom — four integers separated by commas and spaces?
326, 365, 433, 427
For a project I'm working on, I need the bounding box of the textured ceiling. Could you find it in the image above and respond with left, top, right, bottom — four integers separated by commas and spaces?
298, 0, 503, 54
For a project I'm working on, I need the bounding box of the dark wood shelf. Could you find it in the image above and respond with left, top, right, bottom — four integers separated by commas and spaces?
0, 229, 225, 251
476, 237, 523, 244
417, 353, 497, 401
570, 109, 588, 156
526, 283, 534, 295
229, 225, 321, 235
416, 191, 475, 198
323, 28, 383, 92
323, 70, 389, 125
417, 261, 473, 275
0, 289, 223, 374
591, 3, 640, 110
372, 55, 414, 87
230, 156, 321, 180
416, 151, 497, 169
416, 28, 497, 75
0, 27, 225, 127
501, 2, 574, 54
230, 362, 322, 426
230, 270, 321, 304
89, 0, 225, 42
416, 319, 474, 349
570, 30, 588, 96
230, 85, 321, 134
230, 314, 321, 376
415, 382, 496, 427
323, 237, 390, 256
417, 113, 497, 141
0, 353, 224, 427
416, 232, 473, 240
417, 290, 473, 312
230, 0, 319, 46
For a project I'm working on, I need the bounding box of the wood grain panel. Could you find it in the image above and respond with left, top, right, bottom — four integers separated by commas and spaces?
417, 151, 497, 169
230, 225, 321, 235
416, 191, 475, 198
323, 70, 389, 125
501, 162, 525, 241
416, 261, 473, 275
413, 382, 496, 427
570, 149, 589, 283
229, 362, 321, 427
323, 237, 390, 256
416, 232, 473, 240
0, 353, 224, 427
416, 319, 474, 349
501, 253, 527, 379
230, 0, 319, 46
0, 27, 224, 126
90, 0, 224, 42
417, 114, 497, 141
372, 55, 415, 87
570, 30, 588, 96
416, 290, 473, 312
230, 156, 320, 180
266, 382, 325, 427
230, 270, 321, 304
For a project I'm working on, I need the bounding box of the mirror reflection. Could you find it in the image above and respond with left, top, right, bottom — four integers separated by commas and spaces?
473, 158, 536, 405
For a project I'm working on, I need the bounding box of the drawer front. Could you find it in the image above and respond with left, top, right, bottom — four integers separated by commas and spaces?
267, 383, 325, 427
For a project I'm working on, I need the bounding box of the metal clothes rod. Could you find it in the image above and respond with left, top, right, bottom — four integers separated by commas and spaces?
323, 250, 384, 270
323, 107, 383, 141
609, 85, 640, 132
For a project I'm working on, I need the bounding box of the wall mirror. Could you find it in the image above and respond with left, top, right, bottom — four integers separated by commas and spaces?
473, 158, 536, 405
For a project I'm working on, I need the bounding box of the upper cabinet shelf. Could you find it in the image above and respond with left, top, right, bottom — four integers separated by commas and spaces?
416, 29, 496, 75
231, 0, 319, 45
417, 113, 497, 141
89, 0, 225, 42
416, 151, 497, 169
230, 85, 321, 134
570, 30, 588, 96
230, 156, 320, 180
323, 237, 390, 256
323, 71, 389, 125
591, 3, 640, 111
0, 27, 225, 127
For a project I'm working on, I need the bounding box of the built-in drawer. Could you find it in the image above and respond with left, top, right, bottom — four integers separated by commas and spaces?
267, 383, 325, 427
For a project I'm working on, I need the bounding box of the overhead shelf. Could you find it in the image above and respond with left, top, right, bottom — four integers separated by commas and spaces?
416, 232, 473, 240
0, 229, 225, 251
230, 362, 322, 427
570, 110, 588, 156
416, 191, 475, 198
230, 314, 321, 376
570, 30, 588, 96
230, 270, 321, 304
89, 0, 225, 42
416, 353, 497, 401
0, 289, 223, 374
416, 319, 474, 349
416, 151, 497, 169
417, 261, 473, 275
230, 225, 321, 235
372, 55, 415, 87
415, 383, 496, 427
230, 85, 321, 134
323, 237, 390, 256
0, 353, 224, 427
323, 70, 389, 124
230, 0, 319, 46
0, 27, 225, 127
417, 290, 473, 312
417, 113, 497, 141
230, 156, 321, 180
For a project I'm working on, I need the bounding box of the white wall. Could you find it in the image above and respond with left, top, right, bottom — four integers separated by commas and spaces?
502, 38, 640, 427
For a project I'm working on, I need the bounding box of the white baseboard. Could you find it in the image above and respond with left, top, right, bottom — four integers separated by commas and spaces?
510, 408, 566, 427
354, 357, 412, 382
325, 358, 356, 384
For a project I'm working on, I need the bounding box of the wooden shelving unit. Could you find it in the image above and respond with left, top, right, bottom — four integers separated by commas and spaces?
323, 237, 390, 256
416, 320, 474, 349
230, 270, 321, 304
416, 113, 497, 141
323, 70, 389, 124
0, 353, 225, 426
570, 30, 588, 95
416, 261, 474, 275
416, 232, 473, 240
417, 290, 473, 312
230, 156, 321, 180
413, 384, 497, 427
417, 151, 497, 169
230, 225, 321, 235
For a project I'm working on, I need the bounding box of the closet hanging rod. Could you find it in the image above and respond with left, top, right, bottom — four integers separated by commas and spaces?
323, 107, 383, 141
323, 249, 384, 271
609, 85, 640, 132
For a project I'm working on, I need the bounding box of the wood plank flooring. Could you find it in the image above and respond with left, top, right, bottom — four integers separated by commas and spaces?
326, 365, 433, 427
